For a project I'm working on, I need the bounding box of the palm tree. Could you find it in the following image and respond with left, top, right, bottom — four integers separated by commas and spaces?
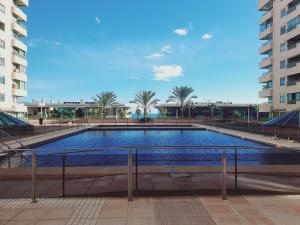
93, 91, 117, 118
135, 108, 142, 119
167, 86, 197, 118
208, 103, 219, 119
130, 90, 160, 121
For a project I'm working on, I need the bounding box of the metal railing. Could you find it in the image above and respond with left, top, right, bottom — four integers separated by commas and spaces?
2, 145, 299, 203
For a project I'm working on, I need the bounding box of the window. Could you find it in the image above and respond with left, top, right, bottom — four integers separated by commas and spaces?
0, 76, 5, 84
268, 97, 273, 104
281, 8, 286, 17
280, 60, 286, 69
0, 57, 4, 67
280, 43, 286, 52
280, 77, 286, 86
0, 39, 4, 49
297, 93, 300, 101
281, 26, 286, 35
0, 3, 4, 13
280, 96, 285, 103
0, 93, 4, 102
287, 16, 300, 32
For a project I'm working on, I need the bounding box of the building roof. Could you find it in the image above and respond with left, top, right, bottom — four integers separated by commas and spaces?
263, 111, 300, 128
25, 101, 128, 108
157, 103, 258, 108
0, 112, 32, 129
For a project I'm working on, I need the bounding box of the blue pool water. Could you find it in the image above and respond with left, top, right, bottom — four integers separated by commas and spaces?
33, 130, 300, 167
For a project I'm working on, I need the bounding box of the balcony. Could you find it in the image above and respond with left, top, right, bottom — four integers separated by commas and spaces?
287, 42, 300, 59
12, 38, 27, 52
12, 51, 27, 66
259, 41, 273, 54
282, 0, 294, 6
14, 0, 29, 7
259, 103, 273, 112
285, 23, 300, 41
12, 88, 27, 97
259, 72, 273, 83
285, 4, 300, 22
258, 0, 273, 11
12, 103, 27, 113
12, 71, 27, 82
11, 5, 27, 21
11, 21, 27, 37
259, 57, 273, 69
259, 88, 273, 98
259, 10, 273, 25
286, 61, 300, 76
259, 26, 273, 40
286, 81, 300, 93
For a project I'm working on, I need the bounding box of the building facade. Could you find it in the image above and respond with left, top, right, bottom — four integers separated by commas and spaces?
157, 103, 259, 120
26, 100, 129, 119
0, 0, 28, 118
259, 0, 300, 117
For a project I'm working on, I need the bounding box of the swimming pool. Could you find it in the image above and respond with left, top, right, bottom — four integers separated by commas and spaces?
30, 130, 300, 167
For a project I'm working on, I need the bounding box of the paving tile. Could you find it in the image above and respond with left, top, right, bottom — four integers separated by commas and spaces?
126, 218, 157, 225
99, 199, 128, 218
13, 208, 49, 220
205, 204, 236, 215
96, 218, 126, 225
40, 208, 74, 220
35, 219, 68, 225
211, 215, 246, 225
6, 220, 37, 225
0, 209, 22, 220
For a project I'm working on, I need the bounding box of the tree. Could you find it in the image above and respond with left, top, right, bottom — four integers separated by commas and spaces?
130, 90, 160, 121
93, 92, 117, 118
135, 108, 142, 119
167, 86, 197, 118
117, 108, 127, 119
208, 103, 219, 119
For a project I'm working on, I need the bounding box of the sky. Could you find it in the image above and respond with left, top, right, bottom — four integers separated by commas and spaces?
24, 0, 262, 106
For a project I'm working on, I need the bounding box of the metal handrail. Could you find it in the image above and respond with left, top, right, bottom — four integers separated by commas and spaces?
5, 145, 300, 155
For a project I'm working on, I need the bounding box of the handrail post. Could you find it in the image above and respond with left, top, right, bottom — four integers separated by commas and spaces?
128, 150, 133, 201
62, 154, 66, 197
31, 153, 37, 203
222, 151, 227, 200
234, 148, 238, 190
135, 148, 138, 192
8, 151, 11, 168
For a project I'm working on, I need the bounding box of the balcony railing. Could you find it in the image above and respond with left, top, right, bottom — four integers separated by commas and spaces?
287, 4, 298, 14
287, 61, 297, 68
12, 51, 26, 59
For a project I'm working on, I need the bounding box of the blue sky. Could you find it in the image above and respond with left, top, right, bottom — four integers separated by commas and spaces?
24, 0, 262, 105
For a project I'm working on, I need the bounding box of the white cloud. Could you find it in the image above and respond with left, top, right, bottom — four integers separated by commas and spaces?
95, 16, 101, 24
161, 45, 172, 53
174, 28, 188, 36
146, 53, 164, 60
146, 45, 172, 61
54, 41, 61, 46
174, 23, 193, 36
202, 33, 213, 40
153, 65, 184, 81
129, 76, 140, 80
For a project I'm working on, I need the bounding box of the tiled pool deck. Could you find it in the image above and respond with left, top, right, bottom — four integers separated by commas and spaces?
1, 195, 300, 225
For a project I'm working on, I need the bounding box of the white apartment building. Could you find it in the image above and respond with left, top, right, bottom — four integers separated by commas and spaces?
0, 0, 28, 118
259, 0, 300, 117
